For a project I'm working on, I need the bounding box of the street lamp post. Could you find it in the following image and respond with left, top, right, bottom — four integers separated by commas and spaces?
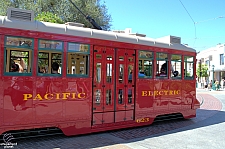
212, 65, 215, 84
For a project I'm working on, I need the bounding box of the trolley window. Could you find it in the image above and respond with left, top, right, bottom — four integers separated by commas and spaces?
184, 56, 194, 79
4, 36, 33, 76
138, 50, 153, 78
156, 52, 168, 78
38, 39, 63, 76
67, 42, 89, 77
171, 54, 181, 79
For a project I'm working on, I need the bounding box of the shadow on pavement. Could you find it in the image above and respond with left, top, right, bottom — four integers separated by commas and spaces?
13, 109, 225, 149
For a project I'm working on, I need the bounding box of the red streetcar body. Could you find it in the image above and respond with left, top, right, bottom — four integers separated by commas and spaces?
0, 8, 200, 136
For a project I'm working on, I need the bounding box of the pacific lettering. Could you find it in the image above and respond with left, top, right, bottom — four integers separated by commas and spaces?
23, 92, 86, 100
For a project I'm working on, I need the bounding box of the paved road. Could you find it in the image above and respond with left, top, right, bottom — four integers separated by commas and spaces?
1, 88, 225, 149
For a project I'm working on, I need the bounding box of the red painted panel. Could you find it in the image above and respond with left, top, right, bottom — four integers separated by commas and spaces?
182, 81, 195, 109
34, 79, 63, 122
153, 81, 169, 112
115, 111, 126, 122
93, 113, 103, 125
64, 79, 92, 122
102, 112, 114, 124
169, 81, 182, 111
0, 35, 3, 127
0, 35, 2, 76
3, 77, 34, 125
125, 110, 134, 121
136, 79, 154, 111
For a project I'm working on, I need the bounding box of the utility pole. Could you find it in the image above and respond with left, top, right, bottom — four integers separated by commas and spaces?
68, 0, 102, 30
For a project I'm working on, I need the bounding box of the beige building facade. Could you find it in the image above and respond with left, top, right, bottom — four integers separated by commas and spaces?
196, 43, 225, 86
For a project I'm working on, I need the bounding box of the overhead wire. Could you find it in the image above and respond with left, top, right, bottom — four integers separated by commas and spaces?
179, 0, 225, 50
195, 15, 225, 24
178, 0, 197, 46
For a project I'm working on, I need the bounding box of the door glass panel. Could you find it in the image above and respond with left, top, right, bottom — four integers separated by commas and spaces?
96, 54, 101, 59
96, 63, 101, 83
106, 63, 112, 83
128, 57, 133, 62
95, 89, 101, 105
119, 64, 124, 83
118, 89, 124, 104
106, 89, 112, 105
119, 56, 124, 61
107, 55, 112, 60
128, 64, 133, 83
128, 88, 132, 104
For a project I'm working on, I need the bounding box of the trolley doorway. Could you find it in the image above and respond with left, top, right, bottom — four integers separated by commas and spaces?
92, 46, 135, 125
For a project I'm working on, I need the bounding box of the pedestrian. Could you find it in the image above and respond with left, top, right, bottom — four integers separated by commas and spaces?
214, 81, 220, 90
220, 79, 224, 90
208, 80, 212, 90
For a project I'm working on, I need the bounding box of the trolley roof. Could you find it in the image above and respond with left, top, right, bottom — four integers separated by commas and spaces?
0, 10, 195, 53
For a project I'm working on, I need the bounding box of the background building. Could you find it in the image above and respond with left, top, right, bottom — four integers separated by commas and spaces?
196, 43, 225, 87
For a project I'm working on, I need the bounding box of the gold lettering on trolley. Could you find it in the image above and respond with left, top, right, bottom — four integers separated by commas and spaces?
23, 92, 86, 100
44, 93, 53, 100
136, 118, 150, 123
142, 91, 148, 96
141, 90, 180, 96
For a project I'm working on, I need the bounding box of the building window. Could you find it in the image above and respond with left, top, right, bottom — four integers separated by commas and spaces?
38, 39, 63, 76
138, 50, 153, 78
67, 42, 89, 76
220, 54, 224, 65
4, 36, 33, 75
205, 60, 209, 66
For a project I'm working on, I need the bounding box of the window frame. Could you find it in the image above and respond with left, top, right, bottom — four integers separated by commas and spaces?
138, 50, 154, 79
184, 56, 194, 80
171, 54, 182, 79
156, 52, 168, 78
4, 36, 34, 76
37, 39, 64, 77
66, 42, 90, 77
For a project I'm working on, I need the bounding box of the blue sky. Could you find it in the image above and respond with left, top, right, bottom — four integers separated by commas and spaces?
102, 0, 225, 52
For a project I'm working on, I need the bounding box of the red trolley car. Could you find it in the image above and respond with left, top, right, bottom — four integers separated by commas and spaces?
0, 8, 200, 136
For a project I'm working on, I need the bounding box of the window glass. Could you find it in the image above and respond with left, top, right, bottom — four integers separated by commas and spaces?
184, 56, 194, 79
67, 43, 89, 76
4, 36, 33, 75
38, 39, 63, 75
220, 54, 224, 65
39, 40, 63, 50
171, 54, 182, 79
156, 52, 168, 77
68, 43, 89, 52
138, 50, 153, 78
5, 36, 33, 48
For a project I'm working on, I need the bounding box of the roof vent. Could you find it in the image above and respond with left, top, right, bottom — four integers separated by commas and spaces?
129, 33, 146, 37
65, 22, 84, 27
171, 36, 181, 44
7, 7, 34, 21
156, 35, 181, 44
